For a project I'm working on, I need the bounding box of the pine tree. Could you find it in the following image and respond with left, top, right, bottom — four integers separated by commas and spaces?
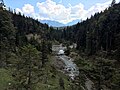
59, 77, 65, 90
12, 45, 42, 90
85, 31, 92, 55
41, 40, 48, 67
111, 0, 116, 6
0, 7, 16, 67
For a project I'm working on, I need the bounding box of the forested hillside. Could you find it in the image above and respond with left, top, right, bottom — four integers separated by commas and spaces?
0, 1, 120, 90
0, 6, 52, 66
51, 2, 120, 60
0, 6, 59, 90
50, 2, 120, 90
0, 5, 79, 90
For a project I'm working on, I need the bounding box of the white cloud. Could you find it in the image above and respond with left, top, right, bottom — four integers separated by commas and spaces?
15, 8, 23, 14
70, 3, 87, 20
15, 0, 120, 24
22, 4, 34, 14
82, 1, 111, 20
35, 0, 114, 24
32, 13, 50, 20
36, 0, 72, 24
36, 0, 86, 24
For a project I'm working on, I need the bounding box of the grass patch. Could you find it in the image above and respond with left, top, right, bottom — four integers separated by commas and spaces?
36, 55, 74, 90
0, 68, 13, 90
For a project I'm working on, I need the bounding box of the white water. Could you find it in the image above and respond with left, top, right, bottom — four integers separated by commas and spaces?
52, 44, 79, 80
58, 55, 79, 80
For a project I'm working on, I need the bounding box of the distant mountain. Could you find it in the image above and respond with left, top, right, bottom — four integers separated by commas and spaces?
40, 20, 65, 27
66, 19, 81, 26
40, 19, 81, 27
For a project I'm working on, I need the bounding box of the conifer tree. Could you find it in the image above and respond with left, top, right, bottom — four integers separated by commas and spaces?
111, 0, 116, 6
0, 7, 16, 67
41, 40, 48, 67
13, 45, 41, 90
59, 77, 65, 90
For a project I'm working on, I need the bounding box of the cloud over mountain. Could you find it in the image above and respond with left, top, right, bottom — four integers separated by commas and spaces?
15, 0, 120, 24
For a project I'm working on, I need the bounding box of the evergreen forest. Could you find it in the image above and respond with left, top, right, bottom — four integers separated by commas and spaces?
0, 0, 120, 90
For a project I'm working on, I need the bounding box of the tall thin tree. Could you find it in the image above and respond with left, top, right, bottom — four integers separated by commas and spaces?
111, 0, 116, 6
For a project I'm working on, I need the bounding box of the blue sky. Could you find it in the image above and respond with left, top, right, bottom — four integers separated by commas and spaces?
5, 0, 109, 9
3, 0, 120, 24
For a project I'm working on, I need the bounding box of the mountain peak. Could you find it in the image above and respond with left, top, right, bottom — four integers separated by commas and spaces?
40, 19, 81, 27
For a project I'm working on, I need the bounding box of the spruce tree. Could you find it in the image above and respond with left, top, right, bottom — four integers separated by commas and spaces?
0, 7, 16, 67
41, 40, 48, 67
12, 45, 41, 90
111, 0, 116, 6
59, 77, 65, 90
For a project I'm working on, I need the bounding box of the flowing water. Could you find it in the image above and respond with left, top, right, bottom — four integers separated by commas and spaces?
58, 55, 79, 80
52, 45, 79, 80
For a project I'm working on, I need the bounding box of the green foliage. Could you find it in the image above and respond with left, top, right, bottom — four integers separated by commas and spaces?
59, 77, 65, 90
0, 2, 120, 90
40, 40, 50, 67
65, 46, 71, 56
50, 2, 120, 60
0, 68, 13, 90
0, 8, 16, 67
12, 45, 42, 90
111, 0, 116, 6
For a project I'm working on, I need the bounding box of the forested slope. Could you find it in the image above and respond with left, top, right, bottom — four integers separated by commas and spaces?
49, 3, 120, 90
0, 5, 80, 90
0, 2, 120, 90
0, 6, 57, 90
51, 2, 120, 60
